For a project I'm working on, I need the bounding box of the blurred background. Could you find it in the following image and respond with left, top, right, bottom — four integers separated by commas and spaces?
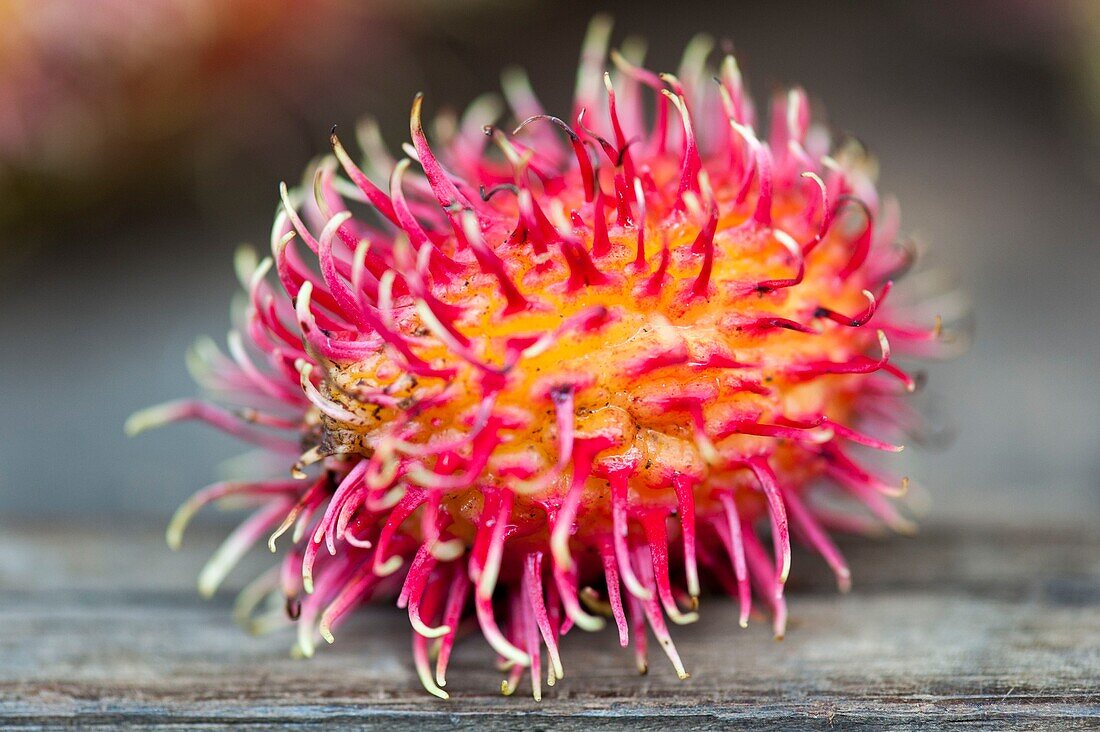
1, 0, 1097, 526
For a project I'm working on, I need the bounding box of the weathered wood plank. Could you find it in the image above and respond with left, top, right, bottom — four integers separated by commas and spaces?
0, 523, 1097, 729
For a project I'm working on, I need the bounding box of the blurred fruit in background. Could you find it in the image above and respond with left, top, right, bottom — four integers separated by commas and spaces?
0, 0, 497, 239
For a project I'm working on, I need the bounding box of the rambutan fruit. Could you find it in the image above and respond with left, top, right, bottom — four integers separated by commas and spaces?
130, 17, 950, 699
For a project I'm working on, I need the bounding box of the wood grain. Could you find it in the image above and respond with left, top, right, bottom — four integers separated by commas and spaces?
1, 522, 1097, 729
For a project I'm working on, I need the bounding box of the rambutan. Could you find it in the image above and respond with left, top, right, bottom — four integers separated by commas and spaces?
131, 17, 949, 699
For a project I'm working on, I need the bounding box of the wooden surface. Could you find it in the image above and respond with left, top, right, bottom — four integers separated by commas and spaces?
1, 522, 1097, 729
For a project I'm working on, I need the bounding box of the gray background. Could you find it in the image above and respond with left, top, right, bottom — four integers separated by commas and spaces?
2, 0, 1097, 525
